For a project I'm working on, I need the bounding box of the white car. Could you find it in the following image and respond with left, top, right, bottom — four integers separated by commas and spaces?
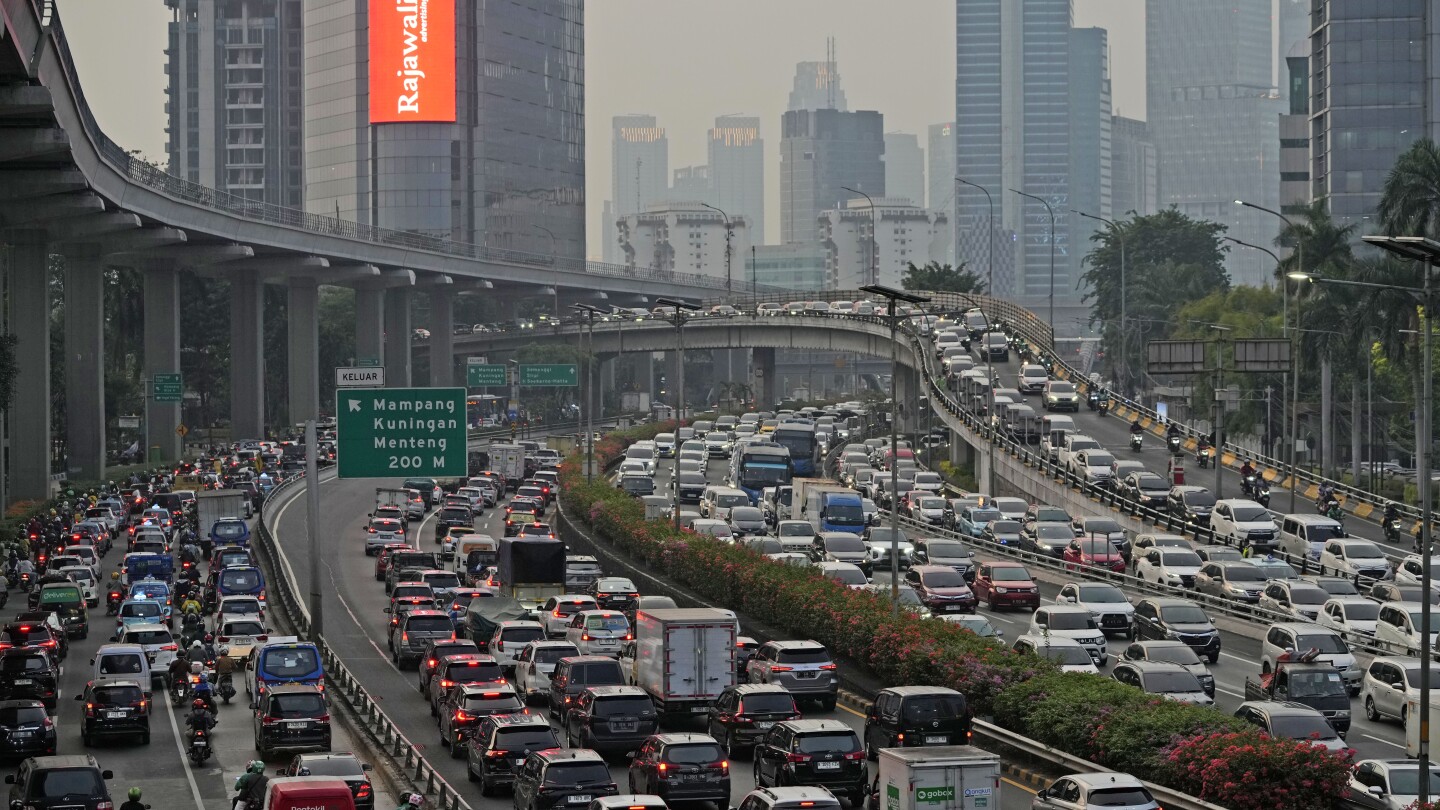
456, 487, 486, 512
1056, 581, 1135, 638
1068, 450, 1115, 486
1317, 596, 1379, 642
513, 640, 580, 700
1057, 435, 1102, 472
1376, 601, 1440, 657
991, 497, 1028, 522
538, 595, 598, 638
564, 610, 631, 657
485, 620, 546, 670
62, 545, 101, 577
1011, 635, 1098, 674
1257, 580, 1330, 622
1028, 605, 1108, 665
215, 614, 268, 648
1318, 538, 1391, 579
1360, 656, 1432, 725
1134, 547, 1204, 589
1394, 554, 1440, 590
115, 623, 178, 672
57, 566, 99, 607
216, 595, 264, 619
1259, 622, 1361, 692
1208, 499, 1278, 551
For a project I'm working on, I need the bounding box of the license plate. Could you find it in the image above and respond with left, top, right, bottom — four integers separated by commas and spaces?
755, 721, 774, 729
11, 732, 29, 739
797, 671, 818, 679
568, 796, 591, 804
690, 706, 708, 713
106, 711, 125, 719
816, 761, 840, 771
514, 758, 525, 767
924, 735, 947, 744
12, 679, 31, 686
596, 639, 615, 646
287, 720, 309, 727
611, 723, 636, 732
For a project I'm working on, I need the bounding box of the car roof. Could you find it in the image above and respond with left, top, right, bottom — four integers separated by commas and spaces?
769, 640, 826, 650
879, 685, 962, 698
538, 748, 604, 763
1015, 634, 1084, 648
268, 683, 323, 696
1067, 772, 1147, 791
776, 719, 853, 734
653, 732, 727, 745
582, 685, 648, 698
1118, 660, 1190, 675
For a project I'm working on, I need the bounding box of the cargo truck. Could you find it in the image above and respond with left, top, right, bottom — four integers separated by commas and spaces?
875, 746, 1002, 810
495, 537, 566, 612
634, 608, 736, 722
1242, 653, 1351, 736
1406, 695, 1440, 758
196, 491, 248, 544
797, 479, 867, 535
374, 487, 410, 511
487, 443, 528, 489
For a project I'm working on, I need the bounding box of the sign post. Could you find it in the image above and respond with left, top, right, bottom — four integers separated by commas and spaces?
151, 373, 183, 403
305, 420, 322, 640
335, 387, 467, 479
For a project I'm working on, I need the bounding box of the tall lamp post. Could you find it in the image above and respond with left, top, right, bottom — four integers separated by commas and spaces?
955, 177, 995, 308
843, 187, 878, 286
1074, 210, 1126, 394
700, 203, 734, 296
1224, 237, 1289, 468
1299, 233, 1440, 804
1010, 188, 1056, 331
570, 303, 604, 483
860, 283, 931, 614
656, 297, 701, 530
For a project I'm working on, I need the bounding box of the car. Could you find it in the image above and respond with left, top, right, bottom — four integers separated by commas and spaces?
1377, 601, 1440, 657
1131, 598, 1221, 664
513, 748, 618, 810
363, 517, 406, 555
438, 683, 525, 753
706, 684, 801, 757
548, 656, 627, 723
464, 713, 560, 795
980, 519, 1024, 549
811, 534, 872, 576
1063, 538, 1126, 575
1042, 379, 1080, 412
746, 641, 838, 709
1023, 522, 1074, 557
732, 786, 842, 810
373, 543, 411, 581
1028, 606, 1107, 665
1360, 656, 1440, 725
908, 496, 951, 526
1017, 364, 1049, 393
1249, 555, 1299, 581
388, 609, 455, 669
1277, 513, 1348, 561
1119, 640, 1215, 697
1393, 554, 1440, 590
1055, 582, 1134, 638
1232, 700, 1349, 753
56, 567, 99, 609
1347, 759, 1440, 810
1166, 485, 1216, 529
1194, 561, 1267, 604
907, 538, 973, 580
3, 755, 115, 810
903, 565, 977, 615
215, 615, 268, 650
417, 639, 483, 696
1319, 538, 1392, 580
1134, 546, 1204, 588
752, 720, 866, 805
565, 611, 632, 657
486, 621, 547, 671
74, 677, 149, 745
110, 623, 176, 672
1369, 582, 1436, 605
281, 753, 376, 810
514, 641, 580, 702
1032, 772, 1161, 810
252, 684, 331, 757
1258, 580, 1331, 622
427, 654, 506, 716
1207, 499, 1278, 553
862, 686, 971, 758
1110, 660, 1213, 705
1068, 450, 1116, 487
1129, 532, 1192, 556
1318, 596, 1380, 642
564, 685, 658, 755
540, 595, 600, 638
965, 561, 1038, 612
0, 700, 55, 758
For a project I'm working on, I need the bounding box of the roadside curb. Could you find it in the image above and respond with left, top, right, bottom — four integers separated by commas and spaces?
1001, 763, 1050, 789
837, 689, 872, 713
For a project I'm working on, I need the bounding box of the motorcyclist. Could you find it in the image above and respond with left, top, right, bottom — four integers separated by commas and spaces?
236, 770, 269, 810
191, 672, 217, 715
232, 760, 265, 802
1130, 419, 1143, 436
1239, 460, 1256, 480
179, 595, 202, 617
215, 645, 237, 684
166, 650, 190, 688
1166, 422, 1182, 441
396, 794, 424, 810
1318, 482, 1337, 504
184, 697, 215, 747
201, 633, 218, 663
179, 539, 201, 567
119, 787, 149, 810
1385, 501, 1402, 524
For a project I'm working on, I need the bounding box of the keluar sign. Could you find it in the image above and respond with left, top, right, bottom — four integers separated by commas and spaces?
368, 0, 456, 123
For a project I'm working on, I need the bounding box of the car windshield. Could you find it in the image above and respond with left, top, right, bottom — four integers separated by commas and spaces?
460, 691, 525, 712
626, 448, 655, 461
29, 768, 104, 800
731, 508, 764, 522
795, 732, 861, 754
1255, 560, 1298, 578
990, 567, 1031, 582
921, 569, 968, 588
94, 685, 144, 706
1341, 602, 1380, 621
1037, 525, 1073, 540
827, 567, 867, 586
0, 655, 46, 673
1135, 475, 1168, 491
739, 693, 797, 714
220, 569, 261, 590
224, 620, 265, 636
532, 646, 578, 665
1161, 552, 1203, 567
925, 540, 967, 558
1387, 769, 1440, 795
1160, 606, 1210, 624
0, 705, 46, 725
990, 520, 1022, 536
585, 615, 629, 631
1045, 612, 1097, 630
901, 695, 968, 721
297, 757, 364, 777
544, 762, 612, 786
1184, 492, 1217, 508
262, 647, 320, 677
592, 695, 654, 717
1294, 633, 1348, 654
1287, 670, 1345, 698
1086, 452, 1115, 467
775, 647, 832, 664
1049, 383, 1076, 394
1034, 507, 1069, 522
269, 693, 325, 718
1077, 540, 1113, 555
407, 616, 454, 633
1037, 645, 1093, 666
1287, 586, 1329, 605
128, 629, 174, 646
824, 537, 866, 553
1146, 645, 1201, 666
1145, 671, 1202, 694
1087, 788, 1156, 807
120, 602, 161, 618
1346, 543, 1385, 559
1076, 585, 1126, 603
496, 727, 560, 751
1232, 506, 1272, 522
918, 498, 948, 510
223, 598, 262, 614
424, 573, 461, 589
213, 522, 247, 539
1270, 713, 1338, 738
1223, 565, 1264, 582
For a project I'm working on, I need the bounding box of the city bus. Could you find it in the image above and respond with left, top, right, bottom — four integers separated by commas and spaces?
772, 422, 820, 476
729, 444, 793, 505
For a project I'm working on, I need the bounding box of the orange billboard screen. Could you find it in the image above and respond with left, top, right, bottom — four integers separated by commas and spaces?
368, 0, 456, 124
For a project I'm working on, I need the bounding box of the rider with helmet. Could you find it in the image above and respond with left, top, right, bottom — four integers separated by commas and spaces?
119, 787, 149, 810
396, 794, 425, 810
184, 697, 215, 746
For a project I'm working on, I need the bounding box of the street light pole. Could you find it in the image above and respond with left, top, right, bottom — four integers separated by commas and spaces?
1075, 210, 1126, 394
842, 187, 878, 287
571, 304, 604, 483
956, 177, 995, 306
700, 203, 733, 296
657, 297, 700, 530
1224, 237, 1286, 464
1011, 188, 1056, 332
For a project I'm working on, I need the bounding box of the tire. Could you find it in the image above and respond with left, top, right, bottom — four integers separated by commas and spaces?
142, 731, 151, 745
450, 738, 465, 759
1208, 653, 1219, 665
724, 730, 738, 760
820, 697, 837, 712
82, 732, 91, 747
471, 767, 482, 787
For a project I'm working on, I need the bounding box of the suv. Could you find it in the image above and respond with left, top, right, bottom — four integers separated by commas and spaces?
4, 615, 65, 661
564, 685, 658, 755
0, 700, 54, 758
540, 595, 600, 638
1166, 486, 1216, 529
513, 749, 618, 810
1120, 641, 1216, 697
1232, 700, 1347, 752
1131, 598, 1221, 664
75, 677, 149, 745
384, 551, 440, 593
253, 684, 331, 758
903, 565, 977, 615
1209, 500, 1278, 553
565, 611, 632, 657
735, 787, 842, 810
438, 683, 525, 754
548, 656, 627, 723
753, 720, 866, 805
746, 641, 839, 710
626, 732, 731, 804
388, 609, 455, 669
706, 684, 801, 757
417, 639, 482, 695
1110, 660, 1213, 705
0, 649, 59, 711
4, 756, 114, 810
465, 713, 561, 795
863, 686, 971, 757
427, 654, 505, 715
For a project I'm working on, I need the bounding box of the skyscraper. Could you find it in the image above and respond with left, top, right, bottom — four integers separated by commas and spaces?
303, 0, 585, 256
955, 0, 1073, 304
1068, 27, 1112, 290
884, 133, 926, 207
928, 123, 956, 265
709, 116, 765, 245
670, 166, 713, 205
787, 58, 848, 112
780, 109, 885, 245
1111, 116, 1157, 218
166, 0, 305, 208
1147, 0, 1280, 287
612, 115, 670, 218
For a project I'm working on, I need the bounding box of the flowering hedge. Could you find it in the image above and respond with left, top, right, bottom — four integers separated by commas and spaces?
561, 425, 1355, 808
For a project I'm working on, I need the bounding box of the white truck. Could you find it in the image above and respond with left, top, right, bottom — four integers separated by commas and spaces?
487, 442, 528, 489
877, 746, 1003, 810
374, 487, 410, 511
634, 608, 737, 722
195, 491, 247, 539
1405, 695, 1440, 758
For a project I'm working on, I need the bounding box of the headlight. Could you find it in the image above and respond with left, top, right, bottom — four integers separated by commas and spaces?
994, 587, 1009, 594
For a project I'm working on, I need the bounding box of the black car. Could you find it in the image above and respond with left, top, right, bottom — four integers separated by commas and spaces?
0, 650, 58, 712
5, 755, 113, 810
3, 615, 65, 661
627, 733, 731, 805
753, 720, 866, 805
1167, 486, 1216, 529
435, 506, 475, 539
706, 684, 800, 756
427, 654, 506, 716
513, 748, 618, 810
863, 686, 971, 758
587, 578, 641, 612
980, 520, 1024, 548
1020, 522, 1073, 558
564, 686, 658, 755
75, 678, 149, 745
253, 684, 332, 757
1131, 597, 1222, 664
283, 752, 376, 810
465, 714, 561, 796
1121, 472, 1171, 509
417, 639, 482, 696
0, 700, 55, 758
438, 684, 526, 754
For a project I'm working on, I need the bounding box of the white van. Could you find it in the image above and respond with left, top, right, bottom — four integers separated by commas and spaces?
1277, 513, 1345, 560
699, 486, 750, 520
91, 643, 154, 692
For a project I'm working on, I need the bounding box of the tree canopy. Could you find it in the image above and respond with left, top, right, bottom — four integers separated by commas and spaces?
900, 262, 987, 294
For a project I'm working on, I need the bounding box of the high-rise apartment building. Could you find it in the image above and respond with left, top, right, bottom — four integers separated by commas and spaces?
1111, 116, 1157, 218
751, 244, 828, 292
303, 0, 585, 257
1147, 0, 1279, 287
166, 0, 305, 208
955, 0, 1074, 304
670, 166, 713, 205
927, 123, 956, 265
884, 133, 926, 207
1309, 0, 1433, 230
709, 116, 765, 246
788, 60, 848, 112
1068, 27, 1112, 289
1280, 45, 1310, 216
617, 203, 751, 283
780, 109, 885, 245
819, 198, 950, 289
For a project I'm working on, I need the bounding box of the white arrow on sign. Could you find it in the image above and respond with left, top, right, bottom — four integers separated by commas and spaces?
348, 399, 361, 412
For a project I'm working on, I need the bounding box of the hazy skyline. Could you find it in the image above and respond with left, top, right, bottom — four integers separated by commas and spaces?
65, 1, 1146, 258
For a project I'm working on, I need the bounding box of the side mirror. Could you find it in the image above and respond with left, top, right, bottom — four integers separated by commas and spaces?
1368, 785, 1385, 798
382, 607, 392, 614
362, 763, 373, 772
73, 694, 83, 701
101, 770, 113, 780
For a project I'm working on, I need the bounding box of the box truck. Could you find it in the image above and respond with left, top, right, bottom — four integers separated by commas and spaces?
876, 746, 1002, 810
634, 608, 737, 722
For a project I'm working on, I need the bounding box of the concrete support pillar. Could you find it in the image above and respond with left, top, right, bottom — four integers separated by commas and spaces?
9, 231, 49, 499
63, 248, 105, 482
949, 435, 973, 468
354, 286, 385, 367
230, 275, 265, 438
384, 287, 412, 387
430, 288, 455, 387
599, 356, 617, 418
143, 263, 183, 461
752, 347, 776, 408
287, 277, 320, 424
498, 296, 522, 326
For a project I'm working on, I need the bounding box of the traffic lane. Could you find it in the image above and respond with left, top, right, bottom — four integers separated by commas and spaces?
276, 476, 876, 810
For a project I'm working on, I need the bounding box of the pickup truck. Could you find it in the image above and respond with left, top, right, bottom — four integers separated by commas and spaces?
1242, 655, 1351, 736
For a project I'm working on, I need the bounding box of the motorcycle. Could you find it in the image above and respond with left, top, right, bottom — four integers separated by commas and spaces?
187, 728, 211, 766
1242, 475, 1271, 508
1096, 398, 1110, 415
170, 676, 190, 707
1129, 433, 1143, 452
1325, 503, 1345, 525
1167, 434, 1183, 455
1386, 517, 1404, 544
105, 589, 122, 616
1197, 447, 1213, 469
218, 673, 236, 705
1086, 392, 1101, 411
1316, 496, 1340, 516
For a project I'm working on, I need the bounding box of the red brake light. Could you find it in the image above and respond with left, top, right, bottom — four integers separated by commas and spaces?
786, 753, 812, 763
819, 663, 838, 670
770, 666, 792, 672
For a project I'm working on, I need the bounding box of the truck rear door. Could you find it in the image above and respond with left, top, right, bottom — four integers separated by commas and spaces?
664, 622, 735, 706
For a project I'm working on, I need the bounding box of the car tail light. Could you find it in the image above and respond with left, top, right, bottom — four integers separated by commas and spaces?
256, 634, 268, 642
97, 802, 114, 810
819, 663, 837, 670
85, 702, 95, 717
427, 658, 437, 668
439, 679, 454, 688
624, 633, 634, 641
41, 716, 53, 729
161, 644, 178, 652
770, 666, 792, 672
785, 753, 812, 763
455, 709, 473, 721
262, 715, 280, 725
597, 593, 610, 599
581, 634, 591, 642
401, 632, 409, 643
718, 760, 730, 771
843, 751, 864, 760
356, 783, 372, 800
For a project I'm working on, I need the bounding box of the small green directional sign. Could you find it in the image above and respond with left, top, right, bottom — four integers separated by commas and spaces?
151, 373, 183, 403
519, 364, 578, 387
467, 364, 507, 387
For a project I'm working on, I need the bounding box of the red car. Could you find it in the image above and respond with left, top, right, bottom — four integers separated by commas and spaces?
1063, 538, 1127, 574
904, 564, 978, 614
970, 561, 1041, 611
374, 543, 411, 582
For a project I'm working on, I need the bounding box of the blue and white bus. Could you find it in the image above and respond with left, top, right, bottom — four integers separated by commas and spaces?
730, 444, 793, 505
772, 422, 820, 476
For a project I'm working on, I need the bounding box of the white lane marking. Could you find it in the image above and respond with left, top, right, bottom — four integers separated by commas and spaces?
1215, 687, 1245, 700
269, 469, 339, 621
163, 691, 208, 810
1361, 734, 1405, 750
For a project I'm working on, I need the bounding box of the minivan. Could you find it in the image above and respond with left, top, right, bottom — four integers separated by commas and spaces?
259, 777, 357, 810
548, 656, 627, 723
89, 643, 153, 691
1277, 513, 1347, 561
863, 686, 971, 757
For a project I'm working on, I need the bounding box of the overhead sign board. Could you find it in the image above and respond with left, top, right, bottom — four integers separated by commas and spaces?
336, 387, 467, 478
367, 0, 456, 124
467, 364, 507, 387
1146, 340, 1207, 375
1233, 339, 1292, 372
336, 366, 387, 388
151, 373, 183, 403
519, 364, 578, 387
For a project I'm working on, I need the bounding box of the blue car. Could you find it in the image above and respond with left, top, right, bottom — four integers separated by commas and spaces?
216, 565, 265, 603
126, 579, 173, 624
956, 506, 1003, 538
115, 598, 166, 633
209, 517, 251, 548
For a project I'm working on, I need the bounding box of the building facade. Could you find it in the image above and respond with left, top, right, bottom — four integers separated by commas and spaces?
780, 109, 885, 245
303, 0, 585, 257
1068, 26, 1112, 291
819, 198, 950, 289
166, 0, 305, 208
1280, 45, 1311, 216
617, 203, 751, 284
709, 116, 765, 246
670, 165, 713, 205
927, 122, 956, 264
884, 133, 926, 208
1111, 115, 1157, 218
752, 244, 828, 292
788, 60, 848, 112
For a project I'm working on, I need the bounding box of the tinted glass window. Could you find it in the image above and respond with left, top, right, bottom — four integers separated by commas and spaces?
460, 692, 524, 712
575, 662, 625, 685
495, 727, 560, 751
593, 695, 654, 716
29, 769, 103, 800
0, 656, 45, 673
424, 573, 461, 589
0, 706, 45, 724
501, 627, 545, 644
664, 742, 726, 764
1044, 613, 1097, 631
1087, 788, 1155, 807
738, 693, 796, 714
407, 617, 455, 633
94, 685, 144, 705
924, 541, 966, 557
775, 648, 831, 664
795, 732, 861, 754
920, 569, 966, 588
1143, 672, 1202, 693
127, 629, 174, 646
269, 693, 326, 718
261, 647, 320, 678
544, 762, 612, 785
120, 603, 161, 618
296, 758, 363, 777
1145, 646, 1201, 666
533, 646, 578, 664
1269, 715, 1337, 739
824, 537, 865, 553
901, 695, 967, 722
220, 570, 261, 590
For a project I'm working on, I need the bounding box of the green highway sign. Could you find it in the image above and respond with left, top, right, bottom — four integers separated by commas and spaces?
467, 363, 507, 387
151, 373, 183, 403
356, 357, 382, 367
519, 363, 578, 387
336, 387, 467, 478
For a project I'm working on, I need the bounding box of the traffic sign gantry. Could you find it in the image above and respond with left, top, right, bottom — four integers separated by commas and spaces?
336, 387, 467, 478
466, 363, 507, 387
151, 373, 183, 402
519, 364, 578, 387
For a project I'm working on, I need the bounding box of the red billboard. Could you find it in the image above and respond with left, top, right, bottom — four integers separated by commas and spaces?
368, 0, 456, 124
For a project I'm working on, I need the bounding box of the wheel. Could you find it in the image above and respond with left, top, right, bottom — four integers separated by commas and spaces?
1261, 662, 1271, 675
450, 738, 465, 759
820, 697, 837, 712
1403, 705, 1411, 725
82, 732, 91, 747
1208, 653, 1219, 665
470, 765, 482, 786
723, 729, 737, 760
